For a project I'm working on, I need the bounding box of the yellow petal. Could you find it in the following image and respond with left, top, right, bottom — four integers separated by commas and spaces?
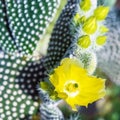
50, 75, 57, 86
57, 92, 68, 99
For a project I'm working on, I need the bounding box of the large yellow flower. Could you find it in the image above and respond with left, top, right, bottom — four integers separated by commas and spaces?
49, 58, 106, 110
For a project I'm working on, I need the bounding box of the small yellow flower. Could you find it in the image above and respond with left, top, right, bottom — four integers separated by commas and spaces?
83, 16, 97, 34
94, 6, 109, 21
77, 35, 91, 48
49, 58, 106, 110
80, 0, 91, 11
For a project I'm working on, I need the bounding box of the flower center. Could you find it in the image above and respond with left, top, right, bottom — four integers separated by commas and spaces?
64, 81, 79, 97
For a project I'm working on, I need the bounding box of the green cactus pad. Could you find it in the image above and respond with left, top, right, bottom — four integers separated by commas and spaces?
44, 0, 79, 71
0, 51, 47, 120
0, 0, 59, 55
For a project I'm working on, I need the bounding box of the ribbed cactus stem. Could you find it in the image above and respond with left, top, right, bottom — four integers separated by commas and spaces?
38, 88, 64, 120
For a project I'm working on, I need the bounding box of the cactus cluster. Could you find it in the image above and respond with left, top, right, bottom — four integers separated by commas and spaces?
0, 51, 48, 119
0, 0, 59, 119
0, 0, 59, 55
0, 0, 119, 119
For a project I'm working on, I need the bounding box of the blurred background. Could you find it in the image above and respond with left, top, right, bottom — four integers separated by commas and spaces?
39, 0, 120, 120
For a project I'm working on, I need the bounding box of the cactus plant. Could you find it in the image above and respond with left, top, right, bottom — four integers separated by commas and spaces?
0, 51, 47, 119
0, 0, 59, 55
38, 88, 64, 120
44, 0, 79, 71
0, 0, 60, 119
0, 0, 119, 120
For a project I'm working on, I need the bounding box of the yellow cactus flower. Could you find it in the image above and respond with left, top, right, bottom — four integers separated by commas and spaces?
94, 6, 109, 21
80, 0, 91, 11
77, 35, 91, 48
49, 58, 106, 110
83, 16, 97, 34
96, 36, 107, 45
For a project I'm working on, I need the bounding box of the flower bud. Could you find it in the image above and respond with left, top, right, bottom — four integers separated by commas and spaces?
99, 25, 109, 33
80, 16, 86, 23
77, 35, 91, 48
94, 6, 109, 20
80, 0, 91, 11
96, 36, 107, 45
74, 13, 81, 25
83, 16, 97, 34
40, 82, 49, 91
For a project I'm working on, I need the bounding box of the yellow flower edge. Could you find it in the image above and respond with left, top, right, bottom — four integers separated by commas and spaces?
49, 58, 106, 111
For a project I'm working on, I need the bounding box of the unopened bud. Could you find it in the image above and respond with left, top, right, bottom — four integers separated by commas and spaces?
80, 0, 91, 11
94, 6, 109, 20
74, 13, 81, 25
80, 16, 86, 23
83, 16, 97, 34
77, 35, 91, 48
99, 26, 109, 33
96, 36, 107, 45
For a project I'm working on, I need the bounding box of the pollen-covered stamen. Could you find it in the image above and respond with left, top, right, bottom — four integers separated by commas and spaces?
64, 81, 79, 97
